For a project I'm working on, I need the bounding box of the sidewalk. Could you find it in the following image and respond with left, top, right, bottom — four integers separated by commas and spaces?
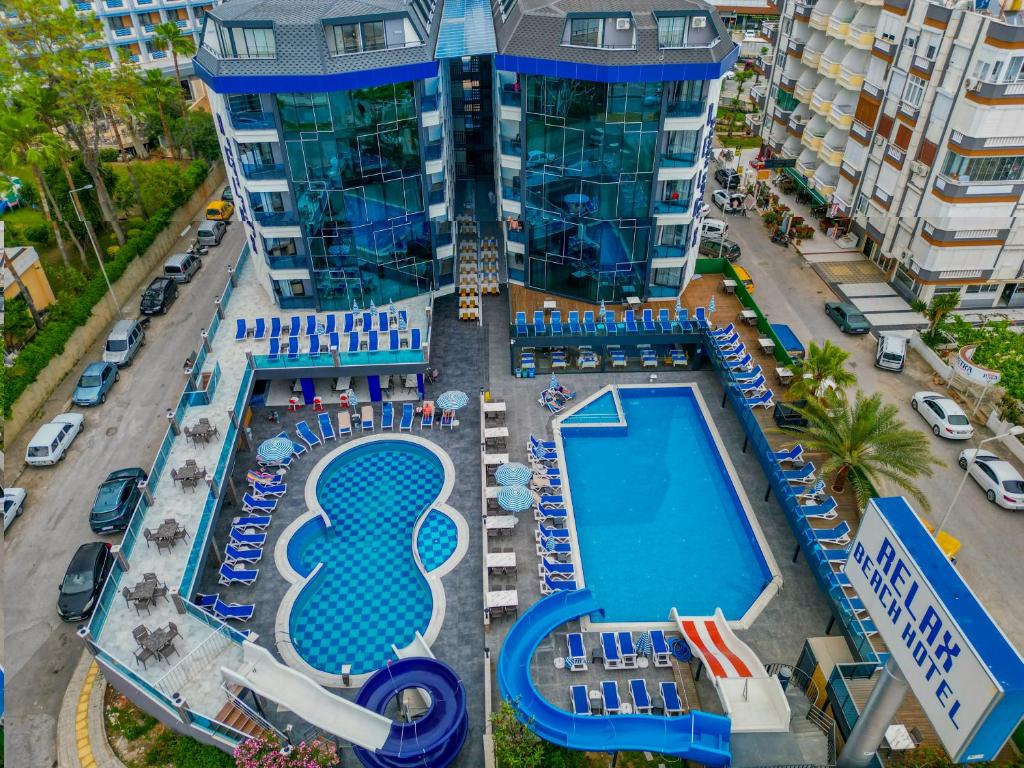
57, 652, 125, 768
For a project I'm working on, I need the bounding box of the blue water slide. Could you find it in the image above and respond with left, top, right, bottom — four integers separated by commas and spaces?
497, 590, 733, 765
353, 657, 469, 768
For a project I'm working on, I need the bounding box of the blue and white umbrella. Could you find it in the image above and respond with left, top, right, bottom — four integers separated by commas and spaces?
352, 299, 361, 312
635, 631, 653, 657
347, 388, 359, 409
599, 299, 607, 316
495, 462, 532, 486
369, 300, 377, 315
675, 300, 684, 319
436, 390, 469, 410
709, 295, 717, 314
257, 437, 293, 463
549, 374, 559, 391
389, 300, 397, 319
498, 485, 535, 513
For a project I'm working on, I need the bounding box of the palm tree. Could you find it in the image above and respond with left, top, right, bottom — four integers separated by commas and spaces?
795, 392, 942, 512
152, 21, 196, 140
789, 340, 857, 403
140, 69, 179, 158
2, 246, 44, 330
0, 108, 72, 268
912, 293, 961, 344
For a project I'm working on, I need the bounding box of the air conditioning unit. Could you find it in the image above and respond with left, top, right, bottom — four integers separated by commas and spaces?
692, 16, 707, 28
616, 17, 631, 30
873, 134, 885, 148
910, 161, 928, 176
964, 78, 978, 91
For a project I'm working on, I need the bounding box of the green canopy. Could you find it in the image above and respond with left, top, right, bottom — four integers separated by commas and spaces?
783, 167, 827, 206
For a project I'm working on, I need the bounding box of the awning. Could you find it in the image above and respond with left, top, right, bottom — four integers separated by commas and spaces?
783, 167, 828, 206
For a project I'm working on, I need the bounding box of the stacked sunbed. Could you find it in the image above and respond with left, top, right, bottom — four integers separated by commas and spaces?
704, 322, 775, 410
242, 312, 422, 363
458, 221, 481, 321
481, 237, 500, 295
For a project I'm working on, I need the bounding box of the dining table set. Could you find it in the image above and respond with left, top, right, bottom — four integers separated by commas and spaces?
122, 572, 169, 616
143, 518, 189, 553
132, 621, 181, 668
172, 459, 207, 491
184, 417, 220, 446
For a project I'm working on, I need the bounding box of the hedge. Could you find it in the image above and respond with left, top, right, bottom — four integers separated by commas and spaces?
1, 159, 210, 416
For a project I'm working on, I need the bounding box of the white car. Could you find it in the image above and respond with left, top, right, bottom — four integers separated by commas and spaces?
911, 391, 974, 440
701, 217, 729, 237
3, 488, 26, 530
25, 413, 85, 466
958, 450, 1024, 509
711, 189, 745, 213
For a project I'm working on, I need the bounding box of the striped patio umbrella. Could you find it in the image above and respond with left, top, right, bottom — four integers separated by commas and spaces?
675, 300, 684, 319
369, 300, 377, 315
257, 437, 293, 464
549, 374, 559, 391
436, 390, 469, 410
709, 295, 717, 314
352, 299, 361, 311
635, 631, 653, 657
498, 485, 534, 513
599, 299, 607, 316
389, 300, 397, 318
495, 462, 532, 486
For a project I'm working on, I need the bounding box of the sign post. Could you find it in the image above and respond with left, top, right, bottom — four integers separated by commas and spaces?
839, 659, 910, 768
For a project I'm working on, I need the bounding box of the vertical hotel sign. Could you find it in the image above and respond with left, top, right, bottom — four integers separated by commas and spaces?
844, 498, 1024, 762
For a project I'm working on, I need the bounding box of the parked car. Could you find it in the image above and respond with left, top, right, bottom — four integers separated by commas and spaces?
701, 218, 728, 237
875, 334, 907, 372
89, 468, 148, 534
206, 200, 234, 221
698, 235, 741, 261
25, 413, 85, 466
102, 318, 145, 368
732, 265, 755, 294
221, 185, 233, 203
825, 301, 870, 334
196, 219, 227, 246
526, 150, 558, 167
72, 361, 119, 407
163, 252, 202, 284
958, 450, 1024, 509
774, 400, 809, 430
911, 391, 974, 440
57, 542, 114, 622
140, 276, 178, 315
714, 168, 741, 189
4, 487, 26, 531
711, 189, 745, 213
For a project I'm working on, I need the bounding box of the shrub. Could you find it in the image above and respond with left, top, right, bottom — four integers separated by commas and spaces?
126, 216, 146, 230
233, 735, 337, 768
25, 222, 53, 246
17, 178, 39, 207
99, 147, 120, 162
106, 245, 121, 257
126, 228, 143, 239
491, 701, 545, 768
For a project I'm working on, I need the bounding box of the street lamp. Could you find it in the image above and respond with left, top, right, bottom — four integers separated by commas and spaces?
69, 183, 123, 320
936, 425, 1024, 536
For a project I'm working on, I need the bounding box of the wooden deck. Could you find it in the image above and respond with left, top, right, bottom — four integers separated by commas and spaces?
508, 284, 677, 321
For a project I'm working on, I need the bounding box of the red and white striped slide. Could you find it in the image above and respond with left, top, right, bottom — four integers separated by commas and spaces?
676, 610, 756, 679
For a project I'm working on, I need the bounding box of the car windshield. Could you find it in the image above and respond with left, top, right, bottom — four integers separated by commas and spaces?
61, 566, 94, 595
93, 482, 126, 513
79, 374, 102, 387
144, 289, 161, 300
27, 445, 50, 457
947, 414, 970, 426
882, 353, 902, 361
1003, 480, 1024, 494
106, 339, 128, 352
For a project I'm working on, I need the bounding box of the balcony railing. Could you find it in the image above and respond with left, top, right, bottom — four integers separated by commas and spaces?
114, 26, 133, 37
229, 111, 276, 130
241, 162, 286, 180
421, 93, 439, 112
506, 227, 525, 244
424, 142, 443, 161
266, 254, 308, 270
428, 187, 445, 205
499, 137, 521, 157
105, 0, 124, 7
75, 2, 92, 10
151, 49, 167, 58
253, 210, 299, 226
666, 99, 705, 118
653, 197, 692, 214
659, 150, 698, 168
498, 87, 521, 108
501, 185, 521, 201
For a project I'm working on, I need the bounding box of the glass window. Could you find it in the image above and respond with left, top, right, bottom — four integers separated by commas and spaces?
362, 21, 385, 51
326, 24, 360, 55
902, 75, 925, 109
225, 25, 275, 58
942, 151, 1024, 182
570, 18, 601, 47
658, 17, 686, 48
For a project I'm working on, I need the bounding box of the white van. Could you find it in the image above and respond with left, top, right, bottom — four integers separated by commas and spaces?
875, 334, 907, 371
163, 252, 202, 283
701, 218, 729, 237
102, 318, 145, 367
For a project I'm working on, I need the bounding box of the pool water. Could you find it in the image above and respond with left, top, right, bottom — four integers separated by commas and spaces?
562, 391, 619, 424
560, 386, 773, 622
286, 441, 457, 675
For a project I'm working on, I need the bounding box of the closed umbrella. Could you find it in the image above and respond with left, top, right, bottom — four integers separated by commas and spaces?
498, 485, 534, 513
495, 462, 532, 486
549, 374, 559, 392
257, 437, 293, 464
635, 631, 653, 657
347, 388, 359, 410
369, 300, 377, 315
675, 300, 683, 319
709, 295, 716, 314
436, 390, 469, 410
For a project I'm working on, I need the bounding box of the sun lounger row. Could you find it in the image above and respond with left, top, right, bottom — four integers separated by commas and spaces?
236, 311, 408, 341
265, 328, 423, 361
570, 679, 683, 716
709, 327, 777, 409
564, 630, 673, 672
514, 307, 709, 337
195, 593, 255, 622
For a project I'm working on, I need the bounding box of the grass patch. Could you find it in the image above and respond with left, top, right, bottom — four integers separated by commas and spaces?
718, 135, 762, 149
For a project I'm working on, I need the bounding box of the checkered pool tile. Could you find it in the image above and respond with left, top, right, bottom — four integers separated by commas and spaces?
417, 510, 459, 572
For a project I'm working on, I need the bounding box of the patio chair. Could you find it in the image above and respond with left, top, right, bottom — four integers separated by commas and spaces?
288, 316, 300, 336
304, 315, 318, 336
805, 521, 852, 546
360, 405, 375, 431
659, 308, 673, 332
367, 330, 379, 352
732, 365, 764, 382
213, 598, 255, 622
677, 307, 691, 332
550, 310, 563, 335
268, 338, 280, 362
132, 625, 149, 646
610, 348, 627, 367
623, 310, 638, 333
219, 563, 259, 586
270, 317, 282, 337
536, 520, 569, 542
295, 421, 322, 449
774, 444, 804, 465
324, 314, 336, 335
540, 573, 577, 594
225, 543, 263, 564
230, 527, 267, 546
710, 323, 735, 338
144, 528, 173, 553
515, 312, 528, 335
745, 390, 774, 409
287, 336, 299, 361
618, 631, 638, 666
441, 409, 455, 429
172, 525, 190, 543
252, 481, 286, 498
782, 462, 816, 485
232, 514, 271, 529
651, 630, 672, 667
253, 318, 266, 340
567, 310, 581, 334
347, 332, 360, 353
565, 633, 587, 671
133, 646, 154, 669
308, 335, 320, 357
601, 680, 621, 715
410, 328, 422, 350
660, 681, 684, 716
642, 308, 657, 331
583, 310, 597, 334
152, 584, 169, 603
337, 410, 353, 436
540, 558, 575, 580
318, 411, 336, 441
671, 349, 688, 367
641, 349, 657, 368
242, 493, 277, 513
604, 310, 618, 334
600, 632, 623, 669
381, 402, 395, 430
159, 641, 180, 662
801, 497, 838, 520
399, 402, 415, 431
629, 678, 653, 714
570, 685, 591, 716
533, 311, 546, 335
695, 307, 709, 329
724, 354, 753, 372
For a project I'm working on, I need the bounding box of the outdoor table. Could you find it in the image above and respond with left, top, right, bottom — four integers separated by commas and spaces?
129, 579, 156, 605
758, 337, 776, 354
739, 309, 758, 326
625, 296, 642, 307
175, 464, 205, 489
485, 427, 510, 440
403, 374, 419, 389
722, 278, 738, 294
884, 725, 915, 752
776, 367, 794, 385
156, 520, 180, 542
379, 375, 392, 391
484, 453, 510, 466
189, 422, 218, 442
486, 590, 518, 610
485, 515, 518, 535
483, 402, 506, 415
487, 552, 517, 574
141, 627, 174, 658
485, 486, 501, 499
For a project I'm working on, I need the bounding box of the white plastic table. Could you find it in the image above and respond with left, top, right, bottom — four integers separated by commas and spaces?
885, 724, 916, 752
485, 427, 510, 440
486, 590, 518, 609
485, 516, 518, 534
484, 453, 510, 466
486, 552, 517, 573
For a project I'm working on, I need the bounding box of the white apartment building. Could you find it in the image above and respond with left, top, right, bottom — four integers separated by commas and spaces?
761, 0, 1024, 308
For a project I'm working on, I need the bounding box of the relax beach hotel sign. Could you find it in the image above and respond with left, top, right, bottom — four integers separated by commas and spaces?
844, 498, 1024, 762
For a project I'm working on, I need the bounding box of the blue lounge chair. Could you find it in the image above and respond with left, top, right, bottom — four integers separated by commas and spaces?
745, 390, 774, 409
797, 479, 827, 503
659, 308, 673, 332
230, 527, 267, 546
641, 349, 658, 367
540, 573, 576, 594
530, 434, 556, 452
308, 335, 320, 357
806, 521, 852, 545
583, 310, 597, 333
815, 545, 850, 567
218, 563, 258, 586
270, 317, 282, 337
618, 632, 638, 664
695, 307, 709, 328
441, 409, 455, 429
378, 311, 389, 331
835, 592, 869, 615
421, 401, 435, 429
738, 375, 767, 394
651, 630, 672, 667
710, 323, 735, 338
642, 308, 656, 331
515, 311, 528, 335
537, 521, 569, 541
318, 411, 336, 441
235, 319, 247, 340
194, 592, 218, 609
715, 332, 740, 348
213, 598, 255, 622
538, 493, 564, 509
630, 678, 653, 713
732, 365, 764, 381
601, 681, 621, 714
253, 318, 266, 340
242, 493, 277, 513
826, 570, 854, 591
389, 330, 400, 350
540, 558, 575, 580
381, 402, 395, 430
361, 312, 372, 331
536, 537, 571, 556
775, 444, 804, 465
550, 310, 563, 335
367, 331, 379, 352
601, 632, 623, 669
783, 462, 816, 484
604, 310, 618, 334
342, 313, 355, 333
721, 345, 747, 361
724, 354, 753, 371
348, 332, 360, 353
671, 349, 688, 367
677, 307, 691, 331
570, 685, 591, 716
305, 315, 317, 336
325, 314, 336, 335
610, 348, 627, 366
566, 633, 587, 670
225, 544, 262, 564
624, 310, 638, 333
568, 310, 581, 334
533, 310, 545, 335
801, 497, 838, 520
288, 316, 300, 336
232, 515, 271, 529
274, 430, 306, 457
660, 681, 684, 715
268, 338, 280, 362
287, 336, 299, 361
400, 402, 415, 431
295, 420, 322, 449
410, 328, 421, 350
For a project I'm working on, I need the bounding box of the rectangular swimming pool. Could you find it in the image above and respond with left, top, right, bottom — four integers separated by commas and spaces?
557, 385, 778, 625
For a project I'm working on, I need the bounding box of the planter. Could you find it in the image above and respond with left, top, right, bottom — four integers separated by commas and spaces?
909, 332, 952, 382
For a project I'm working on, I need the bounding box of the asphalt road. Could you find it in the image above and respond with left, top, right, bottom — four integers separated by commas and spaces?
706, 178, 1024, 648
2, 206, 247, 768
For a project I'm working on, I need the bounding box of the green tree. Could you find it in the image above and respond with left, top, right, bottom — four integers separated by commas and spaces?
491, 701, 546, 768
172, 111, 220, 162
152, 21, 196, 150
789, 340, 857, 403
140, 69, 181, 159
912, 292, 961, 344
795, 392, 943, 512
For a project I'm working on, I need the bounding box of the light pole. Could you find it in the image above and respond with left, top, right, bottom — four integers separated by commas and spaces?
69, 184, 123, 320
936, 425, 1024, 536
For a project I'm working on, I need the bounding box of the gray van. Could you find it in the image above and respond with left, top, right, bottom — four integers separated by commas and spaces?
196, 219, 227, 247
164, 252, 202, 283
102, 318, 145, 367
875, 334, 907, 371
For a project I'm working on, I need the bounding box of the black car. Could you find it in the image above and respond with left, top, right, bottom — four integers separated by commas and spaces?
773, 400, 810, 430
57, 542, 114, 621
140, 276, 178, 315
89, 467, 147, 533
715, 168, 741, 190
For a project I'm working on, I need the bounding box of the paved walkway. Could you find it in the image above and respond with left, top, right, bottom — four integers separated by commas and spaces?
57, 652, 125, 768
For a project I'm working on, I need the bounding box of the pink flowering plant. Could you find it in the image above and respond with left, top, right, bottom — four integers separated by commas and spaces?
233, 734, 340, 768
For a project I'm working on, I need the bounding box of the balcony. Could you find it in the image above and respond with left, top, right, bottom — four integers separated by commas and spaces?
802, 45, 823, 69
818, 51, 842, 79
802, 126, 827, 151
241, 162, 286, 180
653, 197, 692, 214
965, 79, 1024, 105
424, 141, 444, 162
151, 50, 167, 58
253, 211, 299, 226
811, 91, 835, 116
788, 114, 808, 136
660, 150, 698, 168
501, 185, 521, 201
872, 37, 896, 60
113, 26, 134, 37
826, 3, 855, 40
796, 155, 818, 178
105, 0, 124, 7
850, 120, 871, 144
75, 2, 92, 9
837, 64, 865, 91
428, 186, 445, 206
911, 55, 934, 77
829, 102, 855, 129
847, 7, 878, 50
666, 99, 705, 118
175, 19, 189, 29
421, 93, 439, 113
793, 0, 818, 21
794, 80, 816, 104
787, 39, 805, 57
819, 139, 845, 167
265, 254, 308, 270
230, 111, 276, 131
499, 136, 521, 157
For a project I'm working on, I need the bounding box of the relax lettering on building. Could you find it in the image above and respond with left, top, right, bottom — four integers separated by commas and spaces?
844, 498, 1024, 762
